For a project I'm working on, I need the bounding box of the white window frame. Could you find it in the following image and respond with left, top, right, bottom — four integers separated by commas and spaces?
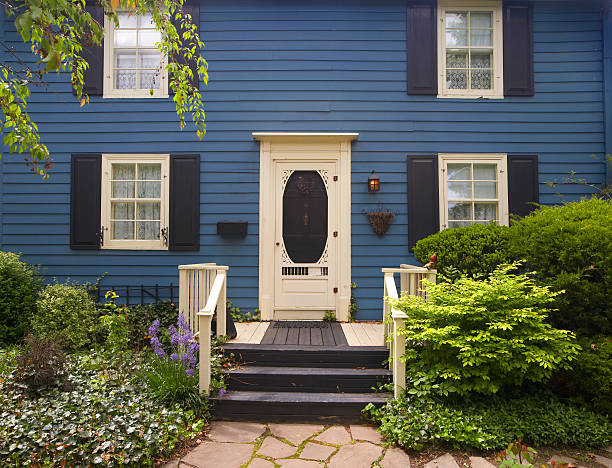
103, 14, 168, 98
101, 154, 170, 250
437, 0, 504, 99
438, 153, 509, 230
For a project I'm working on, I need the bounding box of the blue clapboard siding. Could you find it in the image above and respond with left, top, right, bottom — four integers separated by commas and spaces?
0, 0, 608, 319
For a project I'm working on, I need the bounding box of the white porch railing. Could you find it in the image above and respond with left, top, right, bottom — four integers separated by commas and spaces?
178, 263, 228, 394
382, 265, 437, 398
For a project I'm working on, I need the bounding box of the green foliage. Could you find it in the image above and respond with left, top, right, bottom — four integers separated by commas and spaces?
323, 311, 336, 322
413, 223, 512, 281
349, 281, 359, 322
227, 299, 261, 322
99, 292, 130, 356
0, 252, 41, 345
363, 392, 612, 451
507, 198, 612, 336
2, 0, 207, 177
391, 263, 580, 395
15, 335, 66, 390
125, 300, 178, 349
552, 337, 612, 415
497, 441, 538, 468
32, 283, 97, 351
0, 351, 207, 466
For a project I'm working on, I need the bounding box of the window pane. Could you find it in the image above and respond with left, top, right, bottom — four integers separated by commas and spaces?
140, 71, 161, 89
117, 12, 137, 28
111, 202, 135, 220
115, 51, 137, 69
471, 69, 492, 89
138, 29, 161, 47
137, 221, 160, 240
115, 70, 136, 89
138, 181, 161, 198
448, 181, 472, 199
446, 50, 468, 69
446, 30, 468, 47
474, 181, 497, 199
138, 163, 161, 180
112, 181, 135, 198
139, 13, 154, 27
447, 163, 470, 180
140, 51, 161, 69
471, 51, 491, 69
112, 164, 135, 180
112, 221, 134, 240
470, 12, 492, 28
114, 30, 137, 47
470, 29, 492, 47
448, 202, 471, 220
473, 164, 496, 180
446, 12, 467, 28
447, 70, 467, 89
448, 221, 472, 228
474, 203, 498, 220
137, 202, 160, 220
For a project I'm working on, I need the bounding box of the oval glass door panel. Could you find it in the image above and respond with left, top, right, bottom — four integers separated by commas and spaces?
283, 171, 328, 263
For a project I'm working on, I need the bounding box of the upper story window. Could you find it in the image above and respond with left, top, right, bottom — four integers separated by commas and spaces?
103, 12, 168, 98
437, 0, 503, 99
101, 154, 169, 249
438, 154, 508, 229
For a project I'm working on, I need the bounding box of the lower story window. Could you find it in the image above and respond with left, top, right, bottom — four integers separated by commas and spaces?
438, 153, 508, 229
101, 154, 169, 249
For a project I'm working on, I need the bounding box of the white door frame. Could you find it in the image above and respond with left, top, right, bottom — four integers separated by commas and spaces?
253, 133, 358, 321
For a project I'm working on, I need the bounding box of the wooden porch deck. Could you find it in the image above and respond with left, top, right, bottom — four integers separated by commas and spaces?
231, 321, 385, 347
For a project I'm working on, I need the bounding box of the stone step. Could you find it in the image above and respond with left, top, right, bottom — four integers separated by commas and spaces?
211, 390, 391, 424
225, 366, 392, 393
222, 343, 389, 368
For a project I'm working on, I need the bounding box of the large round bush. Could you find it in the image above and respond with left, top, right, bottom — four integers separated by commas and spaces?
413, 223, 512, 280
0, 252, 41, 345
32, 284, 97, 351
507, 198, 612, 336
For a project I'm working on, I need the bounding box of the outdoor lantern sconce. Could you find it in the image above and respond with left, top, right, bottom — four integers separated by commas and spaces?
368, 170, 380, 192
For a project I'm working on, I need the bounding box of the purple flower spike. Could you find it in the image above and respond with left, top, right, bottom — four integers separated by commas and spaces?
148, 319, 160, 337
218, 389, 227, 396
170, 353, 178, 362
186, 368, 195, 377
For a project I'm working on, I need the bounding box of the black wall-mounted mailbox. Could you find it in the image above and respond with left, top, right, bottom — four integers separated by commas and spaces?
217, 221, 248, 238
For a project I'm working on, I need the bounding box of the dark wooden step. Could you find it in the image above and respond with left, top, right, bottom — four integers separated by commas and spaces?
211, 390, 391, 423
222, 344, 388, 368
226, 366, 392, 393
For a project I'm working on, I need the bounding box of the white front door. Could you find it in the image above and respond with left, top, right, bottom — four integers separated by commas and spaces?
273, 161, 337, 319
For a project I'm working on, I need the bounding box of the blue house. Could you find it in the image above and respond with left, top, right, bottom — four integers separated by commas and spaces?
1, 0, 611, 321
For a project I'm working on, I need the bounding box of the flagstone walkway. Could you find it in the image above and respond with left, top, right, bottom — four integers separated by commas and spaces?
164, 422, 612, 468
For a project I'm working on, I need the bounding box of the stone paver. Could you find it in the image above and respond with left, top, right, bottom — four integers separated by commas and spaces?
257, 436, 298, 458
181, 441, 254, 468
278, 460, 322, 467
594, 455, 612, 468
268, 423, 324, 446
314, 426, 352, 445
548, 455, 580, 466
424, 453, 461, 468
470, 456, 496, 468
249, 458, 275, 468
328, 442, 383, 468
299, 442, 336, 461
208, 421, 266, 443
606, 447, 612, 455
159, 459, 180, 468
380, 447, 412, 468
350, 425, 384, 444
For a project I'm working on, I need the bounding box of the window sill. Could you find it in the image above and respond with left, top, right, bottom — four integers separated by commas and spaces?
437, 93, 504, 100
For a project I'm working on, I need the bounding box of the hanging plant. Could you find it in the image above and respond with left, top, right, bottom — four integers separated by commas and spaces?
366, 210, 395, 236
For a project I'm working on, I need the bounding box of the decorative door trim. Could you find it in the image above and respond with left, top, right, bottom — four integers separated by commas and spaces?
253, 133, 358, 321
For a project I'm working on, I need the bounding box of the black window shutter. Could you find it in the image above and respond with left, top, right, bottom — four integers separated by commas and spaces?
508, 154, 539, 218
169, 0, 201, 93
70, 154, 102, 249
169, 154, 200, 251
407, 155, 439, 248
503, 1, 534, 96
74, 4, 104, 96
406, 1, 437, 95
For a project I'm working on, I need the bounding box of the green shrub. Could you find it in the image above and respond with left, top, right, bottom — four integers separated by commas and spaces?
363, 392, 612, 451
552, 337, 612, 416
391, 263, 580, 395
413, 223, 512, 281
31, 283, 97, 351
0, 252, 41, 345
125, 300, 178, 349
507, 198, 612, 336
